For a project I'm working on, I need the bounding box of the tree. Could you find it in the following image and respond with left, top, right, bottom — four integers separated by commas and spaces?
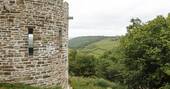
69, 50, 97, 77
121, 16, 170, 89
69, 49, 78, 75
96, 58, 124, 83
75, 54, 97, 77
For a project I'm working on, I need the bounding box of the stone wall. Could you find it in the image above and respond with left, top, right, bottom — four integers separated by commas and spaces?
0, 0, 69, 89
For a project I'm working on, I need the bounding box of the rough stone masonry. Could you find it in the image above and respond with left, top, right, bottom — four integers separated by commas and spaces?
0, 0, 69, 89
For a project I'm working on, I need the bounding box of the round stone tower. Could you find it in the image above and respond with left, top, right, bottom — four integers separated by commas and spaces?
0, 0, 69, 89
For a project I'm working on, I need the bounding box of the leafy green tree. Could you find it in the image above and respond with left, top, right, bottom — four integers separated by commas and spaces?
69, 50, 97, 77
69, 49, 78, 75
96, 58, 125, 83
121, 15, 170, 89
75, 54, 97, 77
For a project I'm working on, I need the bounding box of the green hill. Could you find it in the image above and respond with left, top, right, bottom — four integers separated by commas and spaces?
69, 36, 106, 49
69, 36, 120, 57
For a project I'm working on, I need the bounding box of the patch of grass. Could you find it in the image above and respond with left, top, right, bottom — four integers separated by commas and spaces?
80, 38, 120, 57
70, 77, 126, 89
69, 36, 106, 49
0, 83, 61, 89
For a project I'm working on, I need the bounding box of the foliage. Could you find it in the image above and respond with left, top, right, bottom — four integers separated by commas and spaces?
0, 83, 61, 89
69, 50, 97, 77
121, 15, 170, 89
96, 58, 124, 83
69, 13, 170, 89
159, 84, 170, 89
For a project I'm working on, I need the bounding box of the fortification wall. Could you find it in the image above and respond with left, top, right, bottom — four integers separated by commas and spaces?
0, 0, 69, 89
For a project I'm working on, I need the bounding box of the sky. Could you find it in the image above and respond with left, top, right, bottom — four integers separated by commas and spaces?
67, 0, 170, 38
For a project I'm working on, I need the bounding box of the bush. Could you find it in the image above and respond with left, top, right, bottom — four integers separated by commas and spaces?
69, 52, 97, 77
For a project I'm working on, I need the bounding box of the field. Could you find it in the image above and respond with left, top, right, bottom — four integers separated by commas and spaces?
69, 36, 120, 57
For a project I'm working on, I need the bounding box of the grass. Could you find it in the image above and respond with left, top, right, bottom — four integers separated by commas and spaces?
79, 38, 120, 57
0, 83, 61, 89
70, 77, 113, 89
69, 36, 106, 49
69, 36, 120, 58
70, 77, 127, 89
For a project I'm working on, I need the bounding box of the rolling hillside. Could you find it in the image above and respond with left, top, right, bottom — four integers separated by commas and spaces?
69, 36, 120, 57
69, 36, 106, 49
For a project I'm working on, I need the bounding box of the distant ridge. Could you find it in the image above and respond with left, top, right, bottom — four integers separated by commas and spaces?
69, 36, 119, 48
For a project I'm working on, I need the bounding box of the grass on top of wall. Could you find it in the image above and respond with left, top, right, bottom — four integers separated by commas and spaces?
0, 83, 61, 89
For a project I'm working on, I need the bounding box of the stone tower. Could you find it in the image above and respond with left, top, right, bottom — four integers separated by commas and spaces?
0, 0, 69, 89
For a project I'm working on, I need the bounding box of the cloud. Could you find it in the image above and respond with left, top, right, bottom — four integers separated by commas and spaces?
68, 0, 170, 38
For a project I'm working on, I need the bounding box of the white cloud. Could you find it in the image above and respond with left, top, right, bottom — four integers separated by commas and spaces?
68, 0, 170, 38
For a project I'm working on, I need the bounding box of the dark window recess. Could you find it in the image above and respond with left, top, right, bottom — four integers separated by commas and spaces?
59, 30, 62, 48
29, 48, 33, 55
28, 27, 33, 56
28, 28, 33, 34
59, 30, 62, 37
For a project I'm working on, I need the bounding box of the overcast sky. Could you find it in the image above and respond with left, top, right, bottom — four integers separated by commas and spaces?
67, 0, 170, 38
